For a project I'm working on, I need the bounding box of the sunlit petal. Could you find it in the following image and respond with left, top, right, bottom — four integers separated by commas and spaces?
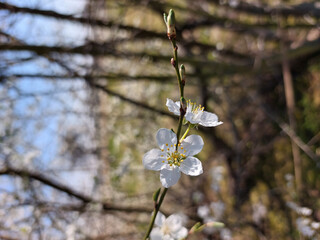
166, 98, 180, 116
160, 166, 181, 188
166, 214, 183, 232
180, 135, 204, 156
200, 111, 223, 127
155, 211, 166, 227
150, 227, 163, 240
156, 128, 177, 150
172, 227, 188, 239
143, 149, 166, 171
180, 156, 203, 176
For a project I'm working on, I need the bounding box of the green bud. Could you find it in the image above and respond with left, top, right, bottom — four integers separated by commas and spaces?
189, 222, 202, 234
165, 9, 176, 39
179, 64, 186, 81
189, 221, 225, 235
206, 221, 225, 228
167, 9, 175, 26
163, 13, 167, 24
153, 188, 161, 202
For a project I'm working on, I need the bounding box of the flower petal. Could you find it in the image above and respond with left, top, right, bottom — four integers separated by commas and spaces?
150, 227, 163, 240
155, 211, 166, 227
180, 156, 203, 176
143, 149, 165, 171
160, 166, 181, 188
156, 128, 177, 150
197, 205, 210, 218
185, 111, 202, 124
166, 98, 180, 116
165, 214, 183, 231
199, 111, 223, 127
172, 227, 188, 239
180, 135, 204, 156
162, 235, 174, 240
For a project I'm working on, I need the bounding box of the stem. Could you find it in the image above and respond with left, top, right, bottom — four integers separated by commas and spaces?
143, 188, 168, 240
180, 124, 191, 143
171, 39, 185, 145
171, 39, 184, 98
144, 18, 186, 238
176, 115, 184, 148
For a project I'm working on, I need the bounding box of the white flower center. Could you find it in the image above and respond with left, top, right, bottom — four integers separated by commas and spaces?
187, 100, 204, 114
160, 143, 187, 167
162, 223, 171, 235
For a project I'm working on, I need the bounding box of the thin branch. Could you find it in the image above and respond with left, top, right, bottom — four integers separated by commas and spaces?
208, 0, 320, 18
281, 33, 302, 193
88, 80, 175, 118
0, 166, 152, 213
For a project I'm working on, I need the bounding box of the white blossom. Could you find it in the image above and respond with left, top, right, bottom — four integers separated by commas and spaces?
220, 228, 233, 240
287, 202, 312, 216
197, 205, 210, 219
150, 212, 188, 240
210, 201, 225, 220
252, 203, 267, 224
311, 222, 320, 230
296, 218, 315, 237
143, 128, 203, 188
166, 98, 223, 127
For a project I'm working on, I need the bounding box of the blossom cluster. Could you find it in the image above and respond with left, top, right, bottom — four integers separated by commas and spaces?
143, 99, 222, 188
143, 9, 223, 239
150, 212, 188, 240
286, 201, 320, 238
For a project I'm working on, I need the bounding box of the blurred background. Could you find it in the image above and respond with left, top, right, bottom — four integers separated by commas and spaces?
0, 0, 320, 239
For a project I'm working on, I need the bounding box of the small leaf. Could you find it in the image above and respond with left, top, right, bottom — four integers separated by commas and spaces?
153, 188, 161, 202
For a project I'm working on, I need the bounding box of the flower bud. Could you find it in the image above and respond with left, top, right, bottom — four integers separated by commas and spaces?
170, 58, 175, 67
163, 13, 167, 24
206, 221, 225, 228
189, 222, 202, 234
179, 64, 186, 84
164, 9, 176, 39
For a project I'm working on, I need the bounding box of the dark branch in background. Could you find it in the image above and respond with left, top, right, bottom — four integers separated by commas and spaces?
1, 0, 320, 237
86, 79, 175, 118
1, 36, 320, 79
0, 2, 256, 62
1, 1, 317, 47
0, 166, 152, 213
0, 2, 163, 39
208, 0, 320, 18
0, 73, 211, 85
0, 43, 249, 72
